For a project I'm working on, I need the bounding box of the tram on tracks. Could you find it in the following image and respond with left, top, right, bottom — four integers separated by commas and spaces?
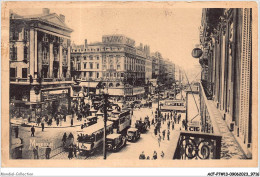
76, 121, 114, 156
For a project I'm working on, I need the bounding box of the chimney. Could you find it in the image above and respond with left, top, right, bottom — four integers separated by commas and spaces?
59, 14, 65, 22
140, 43, 143, 50
85, 39, 88, 48
42, 8, 50, 15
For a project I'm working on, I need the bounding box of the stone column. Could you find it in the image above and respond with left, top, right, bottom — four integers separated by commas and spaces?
49, 42, 54, 78
29, 29, 35, 77
34, 30, 38, 78
38, 41, 42, 78
67, 46, 71, 78
59, 43, 63, 78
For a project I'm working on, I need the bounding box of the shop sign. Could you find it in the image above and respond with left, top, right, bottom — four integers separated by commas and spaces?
133, 87, 145, 95
188, 121, 200, 132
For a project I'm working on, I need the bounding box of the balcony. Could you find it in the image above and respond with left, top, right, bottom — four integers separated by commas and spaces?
10, 77, 73, 85
173, 131, 222, 159
169, 82, 222, 160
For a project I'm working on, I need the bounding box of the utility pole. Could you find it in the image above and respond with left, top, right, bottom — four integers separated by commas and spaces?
157, 83, 160, 121
103, 93, 108, 160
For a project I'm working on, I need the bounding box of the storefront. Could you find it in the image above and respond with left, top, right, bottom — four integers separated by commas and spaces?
41, 87, 71, 115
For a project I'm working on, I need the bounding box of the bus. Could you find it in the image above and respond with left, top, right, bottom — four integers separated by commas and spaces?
76, 121, 113, 156
160, 99, 186, 113
108, 110, 131, 134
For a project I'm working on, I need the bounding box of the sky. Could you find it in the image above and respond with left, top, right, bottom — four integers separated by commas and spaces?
12, 5, 202, 82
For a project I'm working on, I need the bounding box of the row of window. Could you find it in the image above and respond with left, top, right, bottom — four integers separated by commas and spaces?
83, 63, 99, 69
72, 47, 123, 53
10, 68, 28, 78
10, 28, 29, 41
124, 64, 145, 72
10, 45, 28, 61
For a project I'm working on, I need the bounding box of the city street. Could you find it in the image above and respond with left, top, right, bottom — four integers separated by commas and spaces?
51, 94, 186, 160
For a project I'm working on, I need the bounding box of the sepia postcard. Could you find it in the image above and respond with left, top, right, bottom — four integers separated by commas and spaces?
1, 1, 258, 168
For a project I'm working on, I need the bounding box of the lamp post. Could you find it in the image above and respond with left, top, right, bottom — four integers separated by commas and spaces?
102, 93, 108, 160
96, 81, 108, 159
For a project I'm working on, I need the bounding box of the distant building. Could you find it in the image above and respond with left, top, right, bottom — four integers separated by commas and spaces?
9, 8, 73, 119
71, 35, 148, 101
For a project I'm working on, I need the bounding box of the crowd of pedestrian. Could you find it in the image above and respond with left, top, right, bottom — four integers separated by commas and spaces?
151, 111, 184, 148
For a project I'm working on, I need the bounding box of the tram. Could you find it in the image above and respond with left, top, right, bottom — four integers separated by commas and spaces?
76, 121, 113, 155
108, 110, 131, 135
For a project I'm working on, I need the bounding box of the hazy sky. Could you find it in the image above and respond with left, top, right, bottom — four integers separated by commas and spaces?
12, 6, 202, 82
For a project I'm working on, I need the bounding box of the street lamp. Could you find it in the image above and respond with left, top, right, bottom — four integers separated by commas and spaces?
96, 82, 109, 160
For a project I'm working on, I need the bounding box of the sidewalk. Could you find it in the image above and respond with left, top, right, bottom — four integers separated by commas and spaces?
11, 115, 85, 128
207, 100, 246, 159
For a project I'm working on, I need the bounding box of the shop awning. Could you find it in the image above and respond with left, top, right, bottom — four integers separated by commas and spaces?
80, 82, 98, 88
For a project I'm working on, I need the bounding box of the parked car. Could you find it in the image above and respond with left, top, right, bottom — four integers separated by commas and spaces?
126, 128, 141, 142
106, 134, 127, 152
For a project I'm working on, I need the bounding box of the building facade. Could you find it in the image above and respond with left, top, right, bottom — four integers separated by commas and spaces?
10, 8, 73, 120
199, 8, 252, 157
71, 35, 148, 101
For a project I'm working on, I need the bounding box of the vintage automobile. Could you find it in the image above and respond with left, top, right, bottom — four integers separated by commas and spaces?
135, 119, 148, 133
126, 127, 141, 142
106, 134, 127, 152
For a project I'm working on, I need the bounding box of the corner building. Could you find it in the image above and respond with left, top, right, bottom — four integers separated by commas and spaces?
9, 8, 73, 120
71, 35, 148, 101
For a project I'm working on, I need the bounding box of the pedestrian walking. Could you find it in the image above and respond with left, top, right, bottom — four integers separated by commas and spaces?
45, 146, 51, 159
172, 121, 175, 130
167, 129, 170, 140
158, 134, 161, 147
56, 117, 59, 126
153, 151, 157, 160
178, 114, 181, 124
152, 118, 154, 125
139, 151, 146, 160
71, 109, 74, 119
161, 151, 165, 158
41, 122, 45, 132
154, 126, 157, 136
36, 117, 40, 126
68, 132, 74, 139
33, 146, 39, 159
148, 120, 151, 129
62, 133, 67, 146
162, 130, 166, 140
68, 145, 73, 159
167, 121, 170, 129
73, 144, 77, 157
167, 113, 169, 120
71, 118, 73, 126
31, 125, 35, 137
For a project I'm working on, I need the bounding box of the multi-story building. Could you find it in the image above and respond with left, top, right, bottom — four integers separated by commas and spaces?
71, 35, 148, 101
199, 8, 252, 158
9, 8, 73, 120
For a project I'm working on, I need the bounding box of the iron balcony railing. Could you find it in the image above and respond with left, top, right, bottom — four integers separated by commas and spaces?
173, 131, 222, 160
172, 81, 222, 160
